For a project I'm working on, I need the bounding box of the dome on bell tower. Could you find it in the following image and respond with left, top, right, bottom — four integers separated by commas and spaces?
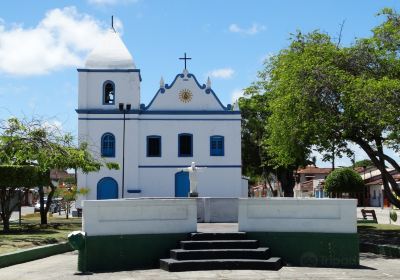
84, 29, 135, 69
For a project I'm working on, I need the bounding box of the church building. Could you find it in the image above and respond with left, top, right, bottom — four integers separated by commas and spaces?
76, 29, 246, 201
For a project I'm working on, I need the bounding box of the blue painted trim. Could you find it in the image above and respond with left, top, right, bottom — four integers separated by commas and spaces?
144, 89, 162, 110
142, 72, 235, 112
76, 109, 241, 115
127, 189, 141, 193
186, 73, 228, 111
79, 118, 241, 121
101, 132, 116, 157
178, 133, 193, 157
138, 165, 242, 168
97, 177, 118, 199
102, 80, 115, 105
77, 68, 142, 81
210, 135, 224, 156
141, 110, 240, 115
165, 74, 185, 89
186, 73, 206, 90
146, 135, 161, 157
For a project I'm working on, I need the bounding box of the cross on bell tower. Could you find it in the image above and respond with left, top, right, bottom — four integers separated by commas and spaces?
179, 52, 192, 69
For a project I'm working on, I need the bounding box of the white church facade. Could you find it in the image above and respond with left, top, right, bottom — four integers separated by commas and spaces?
76, 30, 246, 202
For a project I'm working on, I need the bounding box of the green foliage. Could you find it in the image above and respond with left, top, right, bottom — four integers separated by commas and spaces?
390, 211, 398, 222
324, 168, 364, 193
0, 165, 49, 188
353, 159, 375, 168
0, 117, 119, 225
261, 8, 400, 206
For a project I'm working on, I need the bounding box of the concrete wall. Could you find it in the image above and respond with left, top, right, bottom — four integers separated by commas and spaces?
82, 198, 197, 236
238, 198, 357, 233
197, 198, 238, 223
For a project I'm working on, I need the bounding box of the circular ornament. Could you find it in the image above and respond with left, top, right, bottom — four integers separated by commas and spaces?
179, 89, 193, 103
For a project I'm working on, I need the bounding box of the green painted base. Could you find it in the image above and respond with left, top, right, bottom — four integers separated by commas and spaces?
0, 242, 73, 268
80, 233, 187, 272
247, 232, 359, 268
76, 231, 359, 272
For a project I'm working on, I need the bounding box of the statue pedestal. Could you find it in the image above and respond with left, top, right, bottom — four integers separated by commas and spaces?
189, 192, 198, 197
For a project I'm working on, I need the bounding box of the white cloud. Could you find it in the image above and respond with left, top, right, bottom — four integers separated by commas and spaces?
231, 88, 244, 103
87, 0, 138, 6
0, 6, 117, 75
229, 23, 266, 35
208, 68, 234, 79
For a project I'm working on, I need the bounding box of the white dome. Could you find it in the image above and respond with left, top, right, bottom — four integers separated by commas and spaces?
84, 30, 136, 69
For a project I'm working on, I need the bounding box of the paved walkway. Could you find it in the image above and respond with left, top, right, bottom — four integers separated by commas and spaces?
1, 251, 400, 280
357, 207, 400, 225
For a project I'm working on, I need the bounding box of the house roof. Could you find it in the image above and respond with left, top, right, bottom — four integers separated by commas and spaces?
365, 173, 400, 186
297, 165, 333, 175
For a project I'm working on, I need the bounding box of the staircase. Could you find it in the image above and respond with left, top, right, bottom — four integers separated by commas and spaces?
160, 232, 283, 272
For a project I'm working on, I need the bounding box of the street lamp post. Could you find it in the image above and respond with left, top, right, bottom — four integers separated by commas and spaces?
119, 103, 131, 198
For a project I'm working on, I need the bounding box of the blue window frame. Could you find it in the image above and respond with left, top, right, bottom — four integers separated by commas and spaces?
101, 133, 115, 157
178, 133, 193, 157
147, 135, 161, 157
210, 135, 224, 156
103, 80, 115, 105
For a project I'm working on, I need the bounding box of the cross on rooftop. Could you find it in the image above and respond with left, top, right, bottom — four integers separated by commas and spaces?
179, 52, 192, 69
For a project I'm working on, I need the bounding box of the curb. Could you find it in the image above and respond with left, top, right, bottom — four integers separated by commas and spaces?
360, 242, 400, 258
0, 242, 73, 268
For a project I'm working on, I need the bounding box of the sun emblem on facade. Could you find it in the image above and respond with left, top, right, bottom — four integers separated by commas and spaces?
179, 89, 193, 103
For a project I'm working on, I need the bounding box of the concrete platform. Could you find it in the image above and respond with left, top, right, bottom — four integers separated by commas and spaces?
1, 251, 400, 279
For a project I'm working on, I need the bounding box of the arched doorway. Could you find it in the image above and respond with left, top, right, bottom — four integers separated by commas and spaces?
97, 177, 118, 200
175, 171, 189, 197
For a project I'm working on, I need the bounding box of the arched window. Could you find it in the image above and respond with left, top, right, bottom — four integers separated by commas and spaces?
210, 135, 224, 156
101, 133, 115, 157
103, 81, 115, 105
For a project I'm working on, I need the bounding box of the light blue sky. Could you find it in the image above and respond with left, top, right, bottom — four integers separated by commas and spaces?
1, 0, 399, 167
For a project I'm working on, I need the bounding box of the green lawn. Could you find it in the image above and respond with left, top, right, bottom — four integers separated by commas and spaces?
0, 213, 81, 255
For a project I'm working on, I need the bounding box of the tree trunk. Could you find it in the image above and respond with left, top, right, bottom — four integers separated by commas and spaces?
38, 186, 47, 225
356, 138, 400, 208
277, 167, 295, 197
1, 187, 15, 232
2, 217, 10, 232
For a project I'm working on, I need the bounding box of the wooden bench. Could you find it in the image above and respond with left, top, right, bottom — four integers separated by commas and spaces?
361, 209, 378, 223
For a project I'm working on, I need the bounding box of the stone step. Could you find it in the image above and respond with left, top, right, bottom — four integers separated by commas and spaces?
160, 257, 283, 272
180, 240, 259, 250
171, 247, 270, 260
190, 232, 247, 240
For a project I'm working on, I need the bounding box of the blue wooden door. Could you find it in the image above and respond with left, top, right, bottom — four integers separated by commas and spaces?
97, 177, 118, 199
175, 171, 189, 197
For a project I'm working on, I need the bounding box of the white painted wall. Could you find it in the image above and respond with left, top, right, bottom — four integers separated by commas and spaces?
78, 71, 141, 110
147, 73, 225, 111
238, 198, 357, 233
82, 198, 197, 236
77, 64, 243, 203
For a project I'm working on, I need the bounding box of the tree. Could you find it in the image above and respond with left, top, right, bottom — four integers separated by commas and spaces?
239, 71, 310, 197
324, 168, 364, 195
264, 9, 400, 207
0, 165, 48, 232
0, 117, 119, 224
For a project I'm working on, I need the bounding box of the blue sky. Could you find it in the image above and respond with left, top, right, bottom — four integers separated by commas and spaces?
1, 0, 399, 167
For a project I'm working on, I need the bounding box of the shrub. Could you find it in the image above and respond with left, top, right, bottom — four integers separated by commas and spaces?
324, 168, 364, 194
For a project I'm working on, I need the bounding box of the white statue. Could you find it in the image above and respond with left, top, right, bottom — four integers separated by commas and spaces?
181, 162, 206, 197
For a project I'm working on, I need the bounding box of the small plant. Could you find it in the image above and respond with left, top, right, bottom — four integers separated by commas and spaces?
390, 211, 398, 222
